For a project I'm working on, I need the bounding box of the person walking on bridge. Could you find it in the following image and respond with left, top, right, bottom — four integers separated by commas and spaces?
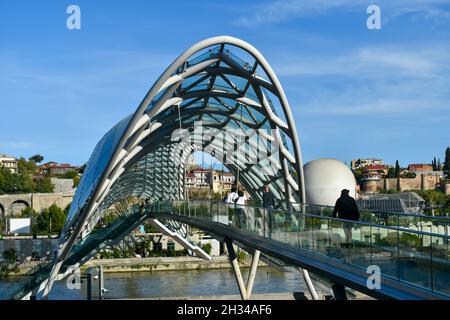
332, 189, 359, 245
225, 187, 238, 205
234, 189, 248, 229
262, 185, 274, 237
262, 185, 275, 209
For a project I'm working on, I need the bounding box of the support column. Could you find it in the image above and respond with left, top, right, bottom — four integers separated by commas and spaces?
86, 272, 92, 300
42, 260, 63, 299
225, 239, 248, 300
299, 268, 319, 300
246, 250, 260, 299
225, 240, 261, 300
98, 266, 104, 300
331, 283, 348, 300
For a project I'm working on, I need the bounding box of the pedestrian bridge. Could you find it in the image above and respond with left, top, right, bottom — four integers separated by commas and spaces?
150, 200, 450, 300
9, 201, 450, 300
7, 36, 450, 300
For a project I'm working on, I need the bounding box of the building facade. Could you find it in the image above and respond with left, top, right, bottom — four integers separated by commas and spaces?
185, 168, 210, 189
0, 154, 18, 173
408, 164, 433, 172
185, 167, 236, 193
209, 171, 235, 193
351, 158, 384, 169
39, 162, 78, 175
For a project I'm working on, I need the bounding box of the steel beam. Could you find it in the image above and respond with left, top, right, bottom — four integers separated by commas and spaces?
225, 239, 248, 300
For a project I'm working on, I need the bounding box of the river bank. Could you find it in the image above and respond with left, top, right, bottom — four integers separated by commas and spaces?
82, 255, 266, 273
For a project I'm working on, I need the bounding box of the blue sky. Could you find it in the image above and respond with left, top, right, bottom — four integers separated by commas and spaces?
1, 0, 449, 167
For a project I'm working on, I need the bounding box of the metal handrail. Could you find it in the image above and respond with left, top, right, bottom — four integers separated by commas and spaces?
249, 200, 450, 222
150, 199, 450, 298
156, 200, 450, 240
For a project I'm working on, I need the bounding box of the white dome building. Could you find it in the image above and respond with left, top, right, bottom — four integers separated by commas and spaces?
303, 158, 357, 206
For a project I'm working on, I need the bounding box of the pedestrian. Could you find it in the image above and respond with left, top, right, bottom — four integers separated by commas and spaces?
333, 189, 359, 245
262, 185, 275, 209
226, 187, 238, 204
234, 189, 248, 228
262, 185, 274, 237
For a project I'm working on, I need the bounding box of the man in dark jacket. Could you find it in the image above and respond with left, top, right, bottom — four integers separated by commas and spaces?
262, 185, 275, 237
262, 186, 275, 208
333, 189, 359, 221
333, 189, 359, 244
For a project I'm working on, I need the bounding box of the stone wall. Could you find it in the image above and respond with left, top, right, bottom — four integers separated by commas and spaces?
363, 174, 442, 193
30, 193, 73, 212
51, 178, 75, 193
0, 237, 58, 261
0, 192, 74, 216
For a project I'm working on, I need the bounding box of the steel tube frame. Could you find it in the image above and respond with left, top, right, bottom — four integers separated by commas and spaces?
44, 36, 309, 298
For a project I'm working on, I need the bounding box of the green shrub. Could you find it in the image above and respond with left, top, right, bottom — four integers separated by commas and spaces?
201, 243, 212, 255
3, 248, 17, 264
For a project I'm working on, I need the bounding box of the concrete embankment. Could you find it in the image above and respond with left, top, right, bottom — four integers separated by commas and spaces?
83, 255, 266, 273
122, 292, 299, 300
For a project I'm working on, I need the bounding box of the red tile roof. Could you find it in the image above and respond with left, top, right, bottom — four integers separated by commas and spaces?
365, 165, 386, 170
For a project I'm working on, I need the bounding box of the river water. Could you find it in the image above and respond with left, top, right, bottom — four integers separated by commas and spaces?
0, 267, 306, 300
53, 268, 306, 300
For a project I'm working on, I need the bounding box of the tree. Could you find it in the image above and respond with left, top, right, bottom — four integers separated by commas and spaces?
432, 157, 437, 171
34, 176, 54, 193
3, 248, 17, 264
17, 157, 37, 175
29, 154, 44, 164
36, 204, 67, 235
21, 206, 37, 217
78, 163, 87, 174
416, 190, 447, 208
64, 202, 71, 215
386, 167, 396, 178
394, 160, 400, 178
0, 166, 12, 194
394, 160, 400, 191
353, 168, 364, 180
60, 170, 78, 179
0, 164, 53, 195
444, 147, 450, 174
73, 175, 80, 187
201, 243, 212, 255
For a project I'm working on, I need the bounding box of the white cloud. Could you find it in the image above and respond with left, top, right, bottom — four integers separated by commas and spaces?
276, 43, 450, 116
302, 98, 448, 115
234, 0, 450, 27
273, 44, 450, 79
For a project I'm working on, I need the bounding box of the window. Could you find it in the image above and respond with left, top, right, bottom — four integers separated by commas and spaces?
153, 242, 162, 252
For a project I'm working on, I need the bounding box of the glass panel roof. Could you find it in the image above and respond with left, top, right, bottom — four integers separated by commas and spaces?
63, 39, 303, 242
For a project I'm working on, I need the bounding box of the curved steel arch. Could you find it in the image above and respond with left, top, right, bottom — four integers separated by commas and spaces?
45, 36, 306, 295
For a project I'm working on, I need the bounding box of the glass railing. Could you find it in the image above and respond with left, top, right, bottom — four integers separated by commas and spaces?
149, 200, 450, 298
68, 206, 142, 262
246, 200, 450, 236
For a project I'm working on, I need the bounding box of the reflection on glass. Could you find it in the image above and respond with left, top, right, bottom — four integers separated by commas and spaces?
151, 200, 450, 298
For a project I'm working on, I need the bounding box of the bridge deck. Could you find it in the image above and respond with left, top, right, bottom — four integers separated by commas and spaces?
150, 200, 450, 300
8, 201, 450, 300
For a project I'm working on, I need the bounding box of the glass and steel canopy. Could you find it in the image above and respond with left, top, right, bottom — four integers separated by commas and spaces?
53, 36, 306, 280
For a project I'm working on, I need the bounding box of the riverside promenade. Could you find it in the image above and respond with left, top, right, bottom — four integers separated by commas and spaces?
83, 255, 267, 273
